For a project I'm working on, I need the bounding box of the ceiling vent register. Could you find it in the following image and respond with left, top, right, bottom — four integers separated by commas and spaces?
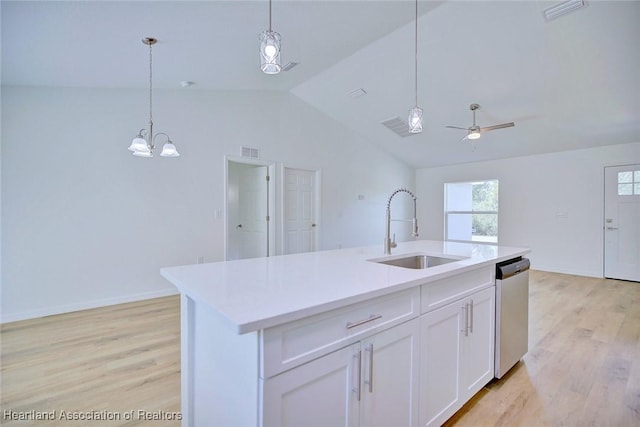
543, 0, 587, 21
241, 146, 260, 159
381, 116, 417, 138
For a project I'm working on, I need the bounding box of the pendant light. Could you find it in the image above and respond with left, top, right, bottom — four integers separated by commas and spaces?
128, 37, 180, 158
408, 0, 423, 133
259, 0, 281, 74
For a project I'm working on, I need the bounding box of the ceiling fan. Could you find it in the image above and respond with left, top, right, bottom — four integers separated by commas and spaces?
446, 103, 514, 141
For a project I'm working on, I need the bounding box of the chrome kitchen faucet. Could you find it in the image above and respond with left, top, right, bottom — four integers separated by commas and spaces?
385, 188, 419, 254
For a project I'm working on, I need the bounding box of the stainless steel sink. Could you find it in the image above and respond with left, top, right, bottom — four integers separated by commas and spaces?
372, 254, 459, 269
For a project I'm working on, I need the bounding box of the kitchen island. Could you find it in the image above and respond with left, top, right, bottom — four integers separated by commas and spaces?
161, 240, 529, 427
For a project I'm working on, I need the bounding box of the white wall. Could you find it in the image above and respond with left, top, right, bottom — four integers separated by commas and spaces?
1, 86, 414, 322
416, 142, 640, 278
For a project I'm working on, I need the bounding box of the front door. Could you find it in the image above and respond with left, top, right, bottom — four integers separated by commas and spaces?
604, 165, 640, 281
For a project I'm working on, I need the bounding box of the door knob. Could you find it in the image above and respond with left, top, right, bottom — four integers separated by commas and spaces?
236, 224, 243, 229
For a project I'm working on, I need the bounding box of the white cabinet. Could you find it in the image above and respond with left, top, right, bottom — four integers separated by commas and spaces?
361, 318, 420, 427
177, 262, 501, 427
262, 343, 360, 427
262, 318, 420, 427
419, 286, 495, 427
460, 287, 495, 399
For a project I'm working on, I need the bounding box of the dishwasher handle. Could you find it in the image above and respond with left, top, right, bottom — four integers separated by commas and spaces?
496, 258, 530, 280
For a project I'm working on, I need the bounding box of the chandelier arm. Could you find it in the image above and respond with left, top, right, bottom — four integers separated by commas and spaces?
153, 132, 172, 144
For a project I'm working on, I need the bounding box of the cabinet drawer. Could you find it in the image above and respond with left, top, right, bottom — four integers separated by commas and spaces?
421, 265, 494, 314
261, 287, 420, 378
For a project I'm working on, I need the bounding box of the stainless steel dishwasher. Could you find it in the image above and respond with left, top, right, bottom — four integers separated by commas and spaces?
495, 257, 530, 379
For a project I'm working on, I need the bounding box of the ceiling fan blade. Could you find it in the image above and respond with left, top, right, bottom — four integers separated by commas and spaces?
445, 126, 469, 130
458, 134, 469, 143
480, 122, 515, 132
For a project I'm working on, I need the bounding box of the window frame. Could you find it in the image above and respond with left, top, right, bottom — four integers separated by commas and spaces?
444, 180, 499, 245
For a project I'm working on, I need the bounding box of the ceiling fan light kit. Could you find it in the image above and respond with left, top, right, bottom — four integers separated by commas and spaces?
445, 103, 515, 143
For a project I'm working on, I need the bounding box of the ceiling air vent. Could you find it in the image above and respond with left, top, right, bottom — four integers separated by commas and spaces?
381, 117, 415, 138
282, 61, 299, 72
347, 88, 367, 99
543, 0, 587, 21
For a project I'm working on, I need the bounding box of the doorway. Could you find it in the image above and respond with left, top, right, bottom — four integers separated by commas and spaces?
225, 158, 276, 261
604, 164, 640, 281
282, 166, 321, 255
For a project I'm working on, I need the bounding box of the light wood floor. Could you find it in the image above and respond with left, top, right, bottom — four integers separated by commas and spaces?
1, 271, 639, 426
1, 296, 181, 426
445, 271, 640, 427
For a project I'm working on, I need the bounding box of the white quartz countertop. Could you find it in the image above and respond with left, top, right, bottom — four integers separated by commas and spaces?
160, 240, 529, 334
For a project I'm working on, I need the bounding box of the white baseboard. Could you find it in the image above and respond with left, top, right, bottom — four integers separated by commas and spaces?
1, 288, 180, 324
531, 264, 603, 279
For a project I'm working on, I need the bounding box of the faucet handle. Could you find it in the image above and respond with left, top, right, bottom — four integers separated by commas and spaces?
391, 233, 397, 249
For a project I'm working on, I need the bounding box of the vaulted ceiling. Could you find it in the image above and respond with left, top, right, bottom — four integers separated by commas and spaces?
3, 1, 639, 168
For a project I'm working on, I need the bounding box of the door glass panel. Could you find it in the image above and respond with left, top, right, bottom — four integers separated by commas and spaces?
635, 171, 640, 182
635, 183, 640, 195
618, 171, 633, 183
618, 183, 633, 195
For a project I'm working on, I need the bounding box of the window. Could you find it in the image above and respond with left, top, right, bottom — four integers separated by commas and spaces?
445, 180, 499, 244
617, 170, 640, 195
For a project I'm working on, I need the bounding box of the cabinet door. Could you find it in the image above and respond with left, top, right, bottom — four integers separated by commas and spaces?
460, 286, 495, 401
361, 318, 420, 427
419, 302, 464, 427
262, 342, 360, 427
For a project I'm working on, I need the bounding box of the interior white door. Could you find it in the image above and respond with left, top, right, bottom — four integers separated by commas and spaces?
238, 165, 269, 259
604, 165, 640, 282
284, 168, 318, 254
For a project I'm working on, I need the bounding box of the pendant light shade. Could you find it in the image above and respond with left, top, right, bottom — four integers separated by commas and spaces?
408, 106, 423, 134
408, 0, 423, 133
132, 150, 153, 158
260, 30, 281, 74
160, 141, 179, 157
128, 37, 180, 158
128, 132, 148, 152
260, 0, 281, 75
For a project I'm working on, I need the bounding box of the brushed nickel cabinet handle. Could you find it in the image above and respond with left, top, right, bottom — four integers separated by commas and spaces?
354, 350, 362, 401
346, 314, 382, 330
461, 305, 468, 337
469, 299, 474, 334
367, 344, 374, 393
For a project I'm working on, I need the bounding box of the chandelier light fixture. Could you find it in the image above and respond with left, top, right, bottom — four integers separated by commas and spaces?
128, 37, 180, 158
259, 0, 281, 74
408, 0, 423, 133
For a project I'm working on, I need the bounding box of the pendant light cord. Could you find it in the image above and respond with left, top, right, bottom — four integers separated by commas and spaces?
269, 0, 272, 31
148, 41, 153, 133
414, 0, 418, 107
